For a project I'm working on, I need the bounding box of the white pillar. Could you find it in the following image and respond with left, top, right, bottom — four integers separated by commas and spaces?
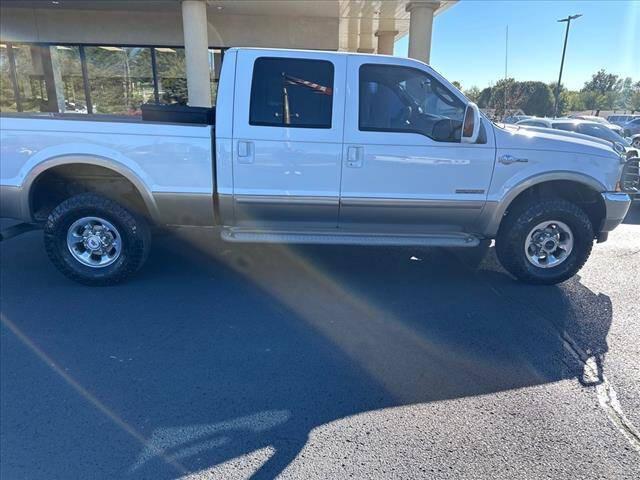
406, 1, 439, 64
357, 17, 374, 53
181, 0, 211, 107
375, 30, 398, 56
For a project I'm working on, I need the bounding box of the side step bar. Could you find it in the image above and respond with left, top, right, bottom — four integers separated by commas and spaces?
221, 228, 480, 247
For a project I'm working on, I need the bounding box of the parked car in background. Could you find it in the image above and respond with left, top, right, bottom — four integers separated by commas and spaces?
569, 114, 610, 124
567, 114, 625, 136
516, 118, 631, 149
607, 114, 640, 127
622, 117, 640, 137
503, 115, 532, 124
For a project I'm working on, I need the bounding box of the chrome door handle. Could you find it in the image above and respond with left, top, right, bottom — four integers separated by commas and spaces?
346, 146, 363, 168
237, 140, 254, 164
498, 154, 528, 165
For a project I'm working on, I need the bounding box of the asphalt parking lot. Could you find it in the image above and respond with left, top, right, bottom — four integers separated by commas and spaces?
1, 205, 639, 480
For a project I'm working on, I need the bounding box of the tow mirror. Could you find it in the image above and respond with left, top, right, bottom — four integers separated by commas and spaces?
461, 102, 481, 144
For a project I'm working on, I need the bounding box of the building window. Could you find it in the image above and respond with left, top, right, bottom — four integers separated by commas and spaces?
155, 47, 187, 105
0, 42, 224, 115
85, 46, 154, 115
52, 46, 87, 113
0, 44, 17, 112
249, 57, 334, 128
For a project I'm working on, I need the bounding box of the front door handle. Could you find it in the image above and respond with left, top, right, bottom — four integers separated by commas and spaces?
237, 140, 254, 164
346, 146, 363, 168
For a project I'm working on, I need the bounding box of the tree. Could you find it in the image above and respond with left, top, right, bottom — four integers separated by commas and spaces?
518, 81, 554, 117
617, 77, 635, 110
484, 79, 554, 117
631, 81, 640, 113
580, 91, 605, 111
451, 80, 462, 90
464, 86, 480, 103
477, 87, 493, 108
563, 90, 585, 112
582, 69, 621, 96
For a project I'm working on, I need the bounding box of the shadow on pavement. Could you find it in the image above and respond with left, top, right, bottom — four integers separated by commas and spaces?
0, 229, 613, 479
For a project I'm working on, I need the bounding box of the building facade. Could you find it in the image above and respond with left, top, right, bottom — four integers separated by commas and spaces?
0, 0, 456, 113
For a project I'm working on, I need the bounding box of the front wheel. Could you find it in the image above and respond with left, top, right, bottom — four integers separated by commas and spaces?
495, 199, 593, 285
44, 193, 151, 286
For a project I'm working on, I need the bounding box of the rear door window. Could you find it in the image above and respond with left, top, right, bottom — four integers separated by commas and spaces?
249, 57, 334, 129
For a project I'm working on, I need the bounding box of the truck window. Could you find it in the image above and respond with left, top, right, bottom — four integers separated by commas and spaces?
249, 57, 334, 129
358, 64, 465, 141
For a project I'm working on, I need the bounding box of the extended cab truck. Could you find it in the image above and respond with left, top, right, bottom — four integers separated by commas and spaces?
0, 48, 637, 285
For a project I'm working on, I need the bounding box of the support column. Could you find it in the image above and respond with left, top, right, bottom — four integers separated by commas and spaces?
406, 1, 439, 64
357, 17, 375, 53
181, 0, 211, 107
375, 30, 398, 55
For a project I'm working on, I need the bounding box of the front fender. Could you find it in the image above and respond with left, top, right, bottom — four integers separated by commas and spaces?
478, 171, 606, 237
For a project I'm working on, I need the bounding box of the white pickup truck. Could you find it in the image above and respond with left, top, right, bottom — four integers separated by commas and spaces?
1, 48, 637, 285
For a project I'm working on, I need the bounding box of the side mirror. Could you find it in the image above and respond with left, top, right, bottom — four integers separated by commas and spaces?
461, 102, 481, 144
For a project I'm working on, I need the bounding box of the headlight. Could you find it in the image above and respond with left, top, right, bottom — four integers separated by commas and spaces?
612, 142, 625, 155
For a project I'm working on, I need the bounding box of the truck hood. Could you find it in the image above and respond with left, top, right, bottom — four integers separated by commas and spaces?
494, 124, 620, 159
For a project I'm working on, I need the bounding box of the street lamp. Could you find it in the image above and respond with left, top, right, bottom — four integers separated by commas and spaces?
553, 14, 582, 118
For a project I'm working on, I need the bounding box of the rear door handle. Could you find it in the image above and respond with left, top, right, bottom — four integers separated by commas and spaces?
346, 146, 363, 168
237, 140, 254, 164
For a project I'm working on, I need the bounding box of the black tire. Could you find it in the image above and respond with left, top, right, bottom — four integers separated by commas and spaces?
495, 198, 593, 285
44, 193, 151, 286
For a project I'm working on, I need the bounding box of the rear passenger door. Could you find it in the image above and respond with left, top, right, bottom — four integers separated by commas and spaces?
232, 51, 346, 228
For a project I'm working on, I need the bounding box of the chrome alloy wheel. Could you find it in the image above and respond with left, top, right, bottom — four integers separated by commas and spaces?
524, 220, 574, 269
66, 216, 122, 268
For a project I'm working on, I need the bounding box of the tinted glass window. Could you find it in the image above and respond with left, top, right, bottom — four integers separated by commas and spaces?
553, 123, 578, 131
577, 124, 624, 142
359, 64, 465, 142
250, 57, 334, 128
1, 44, 18, 112
85, 46, 154, 115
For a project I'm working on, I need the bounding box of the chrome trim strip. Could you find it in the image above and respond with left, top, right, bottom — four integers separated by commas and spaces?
235, 195, 339, 206
340, 197, 484, 209
221, 228, 480, 247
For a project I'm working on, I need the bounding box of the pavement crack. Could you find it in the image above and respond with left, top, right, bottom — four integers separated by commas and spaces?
451, 252, 640, 454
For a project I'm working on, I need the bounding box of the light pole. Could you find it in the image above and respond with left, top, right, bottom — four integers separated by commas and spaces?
554, 14, 582, 118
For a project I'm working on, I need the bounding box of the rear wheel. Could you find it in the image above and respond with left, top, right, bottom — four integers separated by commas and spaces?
44, 193, 150, 285
495, 198, 593, 285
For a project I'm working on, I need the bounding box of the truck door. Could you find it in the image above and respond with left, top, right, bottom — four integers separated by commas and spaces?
231, 50, 346, 228
339, 56, 495, 233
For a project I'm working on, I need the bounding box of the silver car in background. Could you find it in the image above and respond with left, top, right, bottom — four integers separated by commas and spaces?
621, 117, 640, 138
607, 114, 640, 127
517, 118, 630, 147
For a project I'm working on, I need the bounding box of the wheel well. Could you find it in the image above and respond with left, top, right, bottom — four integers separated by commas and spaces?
503, 180, 606, 234
30, 164, 150, 222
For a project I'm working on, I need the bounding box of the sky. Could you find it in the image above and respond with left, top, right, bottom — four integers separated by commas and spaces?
394, 0, 640, 91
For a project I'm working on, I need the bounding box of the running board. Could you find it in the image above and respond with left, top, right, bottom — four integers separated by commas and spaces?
221, 228, 480, 247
